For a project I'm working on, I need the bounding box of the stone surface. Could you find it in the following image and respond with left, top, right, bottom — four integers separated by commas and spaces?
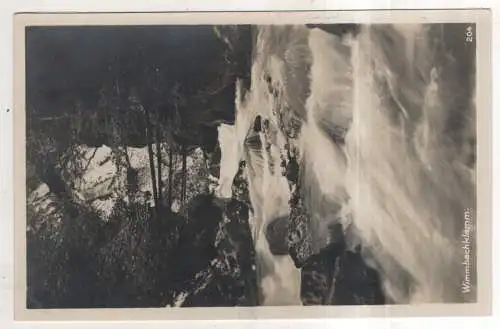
264, 215, 289, 256
179, 198, 258, 307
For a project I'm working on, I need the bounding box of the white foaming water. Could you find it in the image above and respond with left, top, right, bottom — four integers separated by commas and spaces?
219, 24, 476, 305
306, 25, 475, 303
343, 25, 475, 303
216, 123, 241, 198
217, 26, 308, 305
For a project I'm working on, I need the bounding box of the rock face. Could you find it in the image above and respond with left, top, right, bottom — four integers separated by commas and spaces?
264, 215, 289, 256
299, 246, 385, 305
169, 160, 258, 307
231, 161, 251, 207
306, 24, 361, 38
211, 199, 259, 306
213, 25, 254, 99
169, 195, 222, 297
287, 192, 316, 267
174, 196, 258, 307
330, 250, 386, 305
300, 244, 339, 305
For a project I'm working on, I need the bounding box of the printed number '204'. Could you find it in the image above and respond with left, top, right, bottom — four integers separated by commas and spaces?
465, 25, 474, 42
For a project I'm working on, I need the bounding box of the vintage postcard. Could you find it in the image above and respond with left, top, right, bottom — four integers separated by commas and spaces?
13, 9, 492, 321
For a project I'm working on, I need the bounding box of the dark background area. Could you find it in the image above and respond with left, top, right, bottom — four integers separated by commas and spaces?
25, 24, 259, 309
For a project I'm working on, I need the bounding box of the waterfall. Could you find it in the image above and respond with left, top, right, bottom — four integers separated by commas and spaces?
217, 23, 476, 305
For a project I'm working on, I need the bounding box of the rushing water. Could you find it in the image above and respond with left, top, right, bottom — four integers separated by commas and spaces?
217, 24, 476, 305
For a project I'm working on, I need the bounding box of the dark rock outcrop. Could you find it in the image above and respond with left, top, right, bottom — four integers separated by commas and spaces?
300, 243, 340, 305
169, 195, 222, 293
299, 244, 385, 305
330, 250, 386, 305
287, 191, 316, 268
253, 115, 262, 132
306, 24, 361, 38
170, 159, 256, 307
264, 216, 289, 256
177, 158, 258, 307
212, 199, 258, 306
231, 161, 252, 211
177, 198, 258, 307
213, 25, 254, 99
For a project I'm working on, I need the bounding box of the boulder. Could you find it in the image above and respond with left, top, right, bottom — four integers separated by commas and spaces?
264, 216, 290, 256
179, 198, 258, 307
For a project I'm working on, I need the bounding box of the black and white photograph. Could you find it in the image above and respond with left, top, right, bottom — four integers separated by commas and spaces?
14, 10, 491, 318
